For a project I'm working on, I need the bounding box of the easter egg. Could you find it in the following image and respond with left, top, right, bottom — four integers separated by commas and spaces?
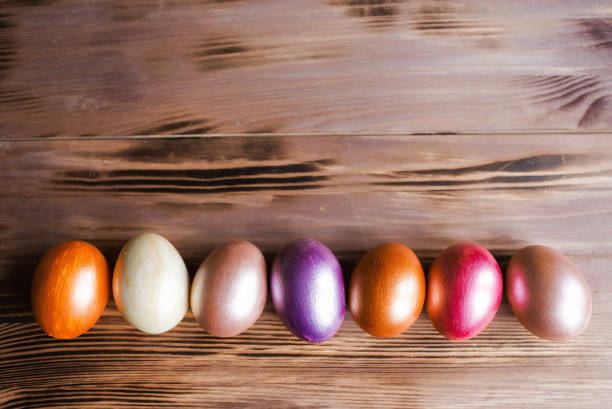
31, 241, 109, 339
190, 240, 267, 337
349, 243, 425, 337
270, 239, 345, 343
113, 233, 189, 334
506, 245, 592, 340
426, 242, 503, 341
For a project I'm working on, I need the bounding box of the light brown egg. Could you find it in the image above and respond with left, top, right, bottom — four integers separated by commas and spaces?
190, 241, 267, 337
506, 245, 592, 341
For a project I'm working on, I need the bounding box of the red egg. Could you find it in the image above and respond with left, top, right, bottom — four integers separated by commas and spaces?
426, 242, 502, 341
31, 241, 110, 339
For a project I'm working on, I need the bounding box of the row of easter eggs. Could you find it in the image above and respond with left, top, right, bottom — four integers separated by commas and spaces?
31, 233, 592, 342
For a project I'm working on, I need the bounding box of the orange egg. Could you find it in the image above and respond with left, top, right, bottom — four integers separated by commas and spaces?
31, 241, 110, 339
349, 243, 426, 338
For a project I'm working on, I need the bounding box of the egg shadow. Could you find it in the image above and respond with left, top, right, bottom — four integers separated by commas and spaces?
1, 253, 39, 323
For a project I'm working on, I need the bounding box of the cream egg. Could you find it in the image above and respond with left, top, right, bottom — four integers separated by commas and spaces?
113, 232, 189, 334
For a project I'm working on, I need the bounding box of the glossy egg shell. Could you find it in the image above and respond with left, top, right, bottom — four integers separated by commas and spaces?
426, 242, 503, 341
113, 233, 189, 334
506, 245, 592, 341
270, 239, 345, 343
31, 241, 110, 339
191, 240, 267, 337
349, 243, 425, 337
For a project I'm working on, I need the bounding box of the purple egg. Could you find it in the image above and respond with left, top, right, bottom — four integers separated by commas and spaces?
271, 239, 345, 343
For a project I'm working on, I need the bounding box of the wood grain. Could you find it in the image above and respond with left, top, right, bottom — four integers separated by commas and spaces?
4, 133, 612, 282
2, 254, 611, 408
1, 134, 612, 407
1, 0, 612, 138
2, 0, 612, 406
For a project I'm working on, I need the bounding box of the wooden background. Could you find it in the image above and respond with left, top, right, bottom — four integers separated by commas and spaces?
1, 0, 612, 408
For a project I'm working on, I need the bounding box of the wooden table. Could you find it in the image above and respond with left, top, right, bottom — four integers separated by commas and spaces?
1, 1, 611, 407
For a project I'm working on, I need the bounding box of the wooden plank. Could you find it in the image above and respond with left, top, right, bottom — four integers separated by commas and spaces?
3, 133, 612, 282
1, 1, 612, 138
1, 254, 611, 408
